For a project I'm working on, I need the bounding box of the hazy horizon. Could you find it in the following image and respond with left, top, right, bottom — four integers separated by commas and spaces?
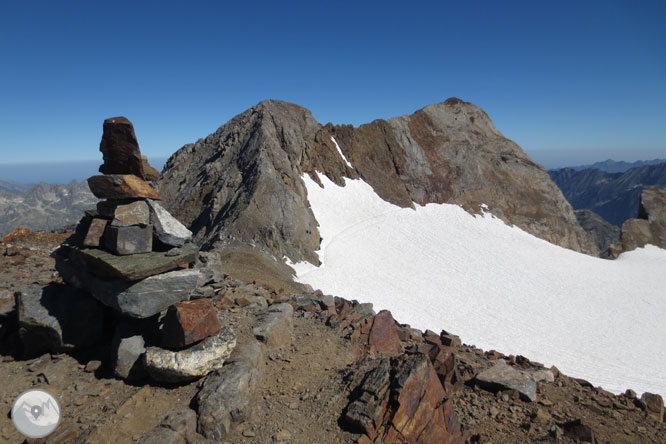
1, 152, 664, 185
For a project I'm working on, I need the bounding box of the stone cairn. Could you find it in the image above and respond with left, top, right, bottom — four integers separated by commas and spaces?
18, 116, 236, 383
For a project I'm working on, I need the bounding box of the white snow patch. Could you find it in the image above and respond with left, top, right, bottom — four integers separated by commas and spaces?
331, 137, 353, 168
291, 174, 666, 397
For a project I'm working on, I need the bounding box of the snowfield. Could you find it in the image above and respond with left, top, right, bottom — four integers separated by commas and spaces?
291, 174, 666, 398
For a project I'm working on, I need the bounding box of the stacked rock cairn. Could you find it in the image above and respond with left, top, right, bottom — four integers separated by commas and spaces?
49, 116, 236, 382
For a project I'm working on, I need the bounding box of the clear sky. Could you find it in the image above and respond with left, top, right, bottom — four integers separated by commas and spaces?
1, 0, 665, 172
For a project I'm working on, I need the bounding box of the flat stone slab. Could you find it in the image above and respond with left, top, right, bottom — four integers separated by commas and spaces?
87, 174, 163, 200
69, 242, 199, 280
57, 255, 199, 318
144, 326, 236, 383
474, 360, 537, 401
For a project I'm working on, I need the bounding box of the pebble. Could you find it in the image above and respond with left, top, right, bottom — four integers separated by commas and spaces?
242, 430, 256, 437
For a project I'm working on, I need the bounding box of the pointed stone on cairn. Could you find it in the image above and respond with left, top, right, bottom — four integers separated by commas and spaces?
49, 116, 233, 383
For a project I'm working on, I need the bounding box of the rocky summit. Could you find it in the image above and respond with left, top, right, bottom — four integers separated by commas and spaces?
158, 99, 598, 267
0, 111, 664, 444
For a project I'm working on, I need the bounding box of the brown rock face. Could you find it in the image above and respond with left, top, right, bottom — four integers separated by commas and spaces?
611, 187, 666, 256
87, 175, 163, 200
356, 310, 402, 355
343, 354, 462, 444
162, 299, 222, 349
99, 117, 145, 178
158, 99, 597, 265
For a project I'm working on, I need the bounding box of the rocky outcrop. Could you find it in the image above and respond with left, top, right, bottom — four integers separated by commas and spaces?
575, 209, 621, 258
610, 187, 666, 256
549, 162, 666, 227
158, 99, 598, 265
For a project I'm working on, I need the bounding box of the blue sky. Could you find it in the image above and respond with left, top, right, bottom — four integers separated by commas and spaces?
1, 0, 665, 175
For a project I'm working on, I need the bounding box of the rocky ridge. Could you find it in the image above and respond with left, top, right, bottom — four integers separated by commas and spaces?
158, 99, 598, 266
549, 162, 666, 227
609, 186, 666, 257
0, 229, 665, 444
0, 180, 98, 238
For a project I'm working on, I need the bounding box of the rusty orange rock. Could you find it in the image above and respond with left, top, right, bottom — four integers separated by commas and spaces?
87, 175, 163, 200
161, 298, 222, 349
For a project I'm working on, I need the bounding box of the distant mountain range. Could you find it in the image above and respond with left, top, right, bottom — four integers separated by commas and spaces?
0, 180, 98, 237
0, 180, 32, 194
565, 158, 666, 173
549, 162, 666, 227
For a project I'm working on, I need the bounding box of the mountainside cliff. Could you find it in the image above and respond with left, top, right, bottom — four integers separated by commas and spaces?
157, 99, 597, 263
549, 162, 666, 227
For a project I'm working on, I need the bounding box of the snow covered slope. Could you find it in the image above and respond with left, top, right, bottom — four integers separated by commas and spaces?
291, 174, 666, 398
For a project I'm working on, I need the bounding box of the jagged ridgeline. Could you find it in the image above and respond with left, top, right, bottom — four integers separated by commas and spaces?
157, 99, 598, 264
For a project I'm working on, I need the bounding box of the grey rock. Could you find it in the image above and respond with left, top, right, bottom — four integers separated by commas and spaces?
292, 293, 335, 312
15, 283, 104, 356
252, 303, 293, 349
529, 369, 555, 383
196, 362, 261, 440
611, 186, 666, 256
197, 266, 227, 287
104, 224, 153, 255
0, 289, 14, 318
575, 209, 621, 258
160, 408, 197, 444
57, 255, 198, 318
140, 427, 185, 444
144, 326, 236, 383
147, 200, 192, 247
227, 342, 266, 369
112, 327, 147, 381
474, 360, 537, 401
353, 302, 375, 316
110, 200, 150, 226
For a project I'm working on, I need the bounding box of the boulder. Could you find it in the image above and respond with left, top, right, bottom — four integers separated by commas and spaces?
83, 217, 108, 247
110, 200, 150, 226
252, 303, 294, 349
355, 310, 402, 355
15, 283, 104, 356
640, 392, 664, 422
99, 117, 145, 178
611, 187, 666, 256
87, 174, 163, 200
104, 224, 153, 255
144, 326, 236, 383
147, 200, 192, 247
140, 427, 185, 444
343, 354, 462, 444
161, 298, 221, 349
65, 242, 199, 280
474, 360, 537, 401
57, 255, 199, 318
227, 341, 266, 369
196, 362, 261, 440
